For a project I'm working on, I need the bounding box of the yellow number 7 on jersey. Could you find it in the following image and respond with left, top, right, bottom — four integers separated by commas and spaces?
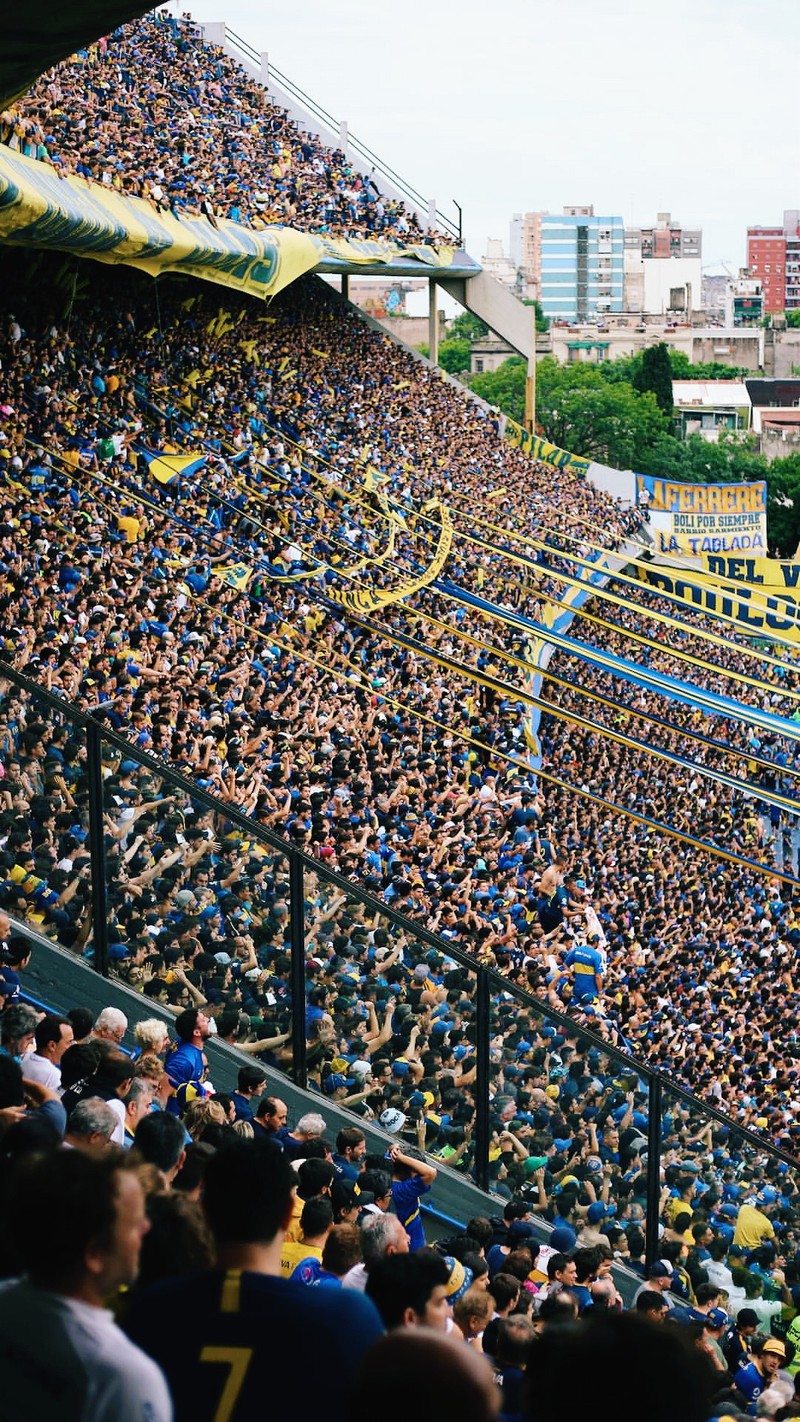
200, 1346, 254, 1421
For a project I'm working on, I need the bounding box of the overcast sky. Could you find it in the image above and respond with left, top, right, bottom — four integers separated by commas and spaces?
193, 0, 797, 274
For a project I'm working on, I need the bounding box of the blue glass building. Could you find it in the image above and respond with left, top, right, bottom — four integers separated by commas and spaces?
539, 212, 624, 322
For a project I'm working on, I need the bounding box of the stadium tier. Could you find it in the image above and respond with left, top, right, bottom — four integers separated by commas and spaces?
0, 12, 451, 244
0, 251, 795, 1147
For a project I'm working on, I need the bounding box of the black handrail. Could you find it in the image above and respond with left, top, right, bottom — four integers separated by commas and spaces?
2, 655, 797, 1206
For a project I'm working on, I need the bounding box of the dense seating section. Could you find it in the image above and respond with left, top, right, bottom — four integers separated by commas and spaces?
0, 251, 797, 1178
0, 12, 450, 245
2, 965, 799, 1421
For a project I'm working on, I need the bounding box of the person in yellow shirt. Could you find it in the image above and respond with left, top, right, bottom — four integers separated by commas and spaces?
280, 1196, 333, 1279
117, 511, 141, 543
283, 1158, 335, 1244
732, 1193, 777, 1252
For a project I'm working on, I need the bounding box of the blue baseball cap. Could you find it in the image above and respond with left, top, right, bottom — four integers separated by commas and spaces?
323, 1073, 354, 1094
707, 1309, 729, 1329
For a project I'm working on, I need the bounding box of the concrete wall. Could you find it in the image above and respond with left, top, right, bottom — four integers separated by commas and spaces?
761, 429, 800, 461
545, 324, 764, 369
772, 329, 800, 378
586, 462, 638, 507
643, 256, 702, 318
691, 331, 764, 371
379, 314, 444, 349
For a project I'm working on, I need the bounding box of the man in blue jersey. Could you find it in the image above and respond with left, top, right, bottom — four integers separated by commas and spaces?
164, 1006, 211, 1114
387, 1142, 437, 1251
735, 1336, 787, 1411
557, 933, 605, 1005
125, 1138, 383, 1422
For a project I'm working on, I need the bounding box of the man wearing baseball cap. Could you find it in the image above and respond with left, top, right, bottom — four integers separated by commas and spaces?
633, 1259, 675, 1304
734, 1336, 787, 1409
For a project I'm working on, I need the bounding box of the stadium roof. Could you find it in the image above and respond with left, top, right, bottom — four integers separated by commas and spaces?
0, 2, 150, 108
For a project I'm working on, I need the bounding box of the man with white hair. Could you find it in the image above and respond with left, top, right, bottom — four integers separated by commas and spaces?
281, 1111, 327, 1161
342, 1210, 410, 1292
92, 1008, 128, 1047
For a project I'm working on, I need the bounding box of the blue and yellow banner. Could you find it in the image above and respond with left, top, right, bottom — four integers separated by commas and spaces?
212, 561, 253, 592
141, 450, 206, 486
702, 554, 800, 590
0, 148, 459, 300
636, 475, 768, 559
504, 418, 591, 475
640, 562, 800, 643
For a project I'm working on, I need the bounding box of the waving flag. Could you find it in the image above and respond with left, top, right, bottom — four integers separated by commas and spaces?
140, 450, 206, 485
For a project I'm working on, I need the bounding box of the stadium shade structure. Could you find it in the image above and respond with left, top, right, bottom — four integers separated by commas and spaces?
3, 656, 796, 1260
0, 0, 152, 108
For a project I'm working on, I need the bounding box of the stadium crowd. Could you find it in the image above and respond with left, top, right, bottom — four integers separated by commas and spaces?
0, 253, 796, 1153
0, 11, 452, 246
0, 13, 799, 1422
0, 989, 800, 1421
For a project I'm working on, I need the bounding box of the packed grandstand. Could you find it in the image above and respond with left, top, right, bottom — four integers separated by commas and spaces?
0, 9, 800, 1422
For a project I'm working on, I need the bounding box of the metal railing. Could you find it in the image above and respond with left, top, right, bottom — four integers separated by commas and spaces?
1, 656, 796, 1251
221, 24, 461, 242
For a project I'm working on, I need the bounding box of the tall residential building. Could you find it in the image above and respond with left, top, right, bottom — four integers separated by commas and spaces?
510, 207, 624, 321
747, 212, 800, 314
623, 213, 702, 317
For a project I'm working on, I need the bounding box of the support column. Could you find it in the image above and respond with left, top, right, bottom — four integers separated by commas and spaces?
338, 121, 348, 153
525, 303, 537, 435
427, 198, 437, 233
474, 970, 490, 1193
341, 274, 350, 301
201, 21, 226, 45
644, 1073, 663, 1269
260, 51, 269, 87
428, 280, 439, 366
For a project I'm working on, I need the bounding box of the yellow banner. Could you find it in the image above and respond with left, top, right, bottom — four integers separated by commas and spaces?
143, 452, 206, 485
701, 555, 800, 590
335, 499, 453, 614
212, 562, 253, 592
641, 562, 800, 642
504, 418, 591, 474
636, 475, 768, 559
0, 149, 458, 299
313, 233, 458, 270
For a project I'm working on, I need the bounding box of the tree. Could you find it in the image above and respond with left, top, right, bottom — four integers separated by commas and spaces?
469, 356, 527, 423
669, 353, 749, 379
532, 357, 668, 468
764, 452, 800, 554
635, 342, 673, 416
449, 311, 488, 342
437, 337, 472, 375
785, 311, 800, 329
523, 298, 550, 332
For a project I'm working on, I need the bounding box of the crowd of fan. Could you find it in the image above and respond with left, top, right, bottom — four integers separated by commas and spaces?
0, 11, 452, 246
0, 18, 798, 1422
1, 986, 800, 1420
0, 251, 796, 1155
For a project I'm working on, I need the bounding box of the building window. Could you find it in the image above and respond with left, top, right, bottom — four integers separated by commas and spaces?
475, 359, 484, 373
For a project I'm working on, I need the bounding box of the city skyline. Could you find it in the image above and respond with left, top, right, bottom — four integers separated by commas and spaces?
194, 0, 800, 278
